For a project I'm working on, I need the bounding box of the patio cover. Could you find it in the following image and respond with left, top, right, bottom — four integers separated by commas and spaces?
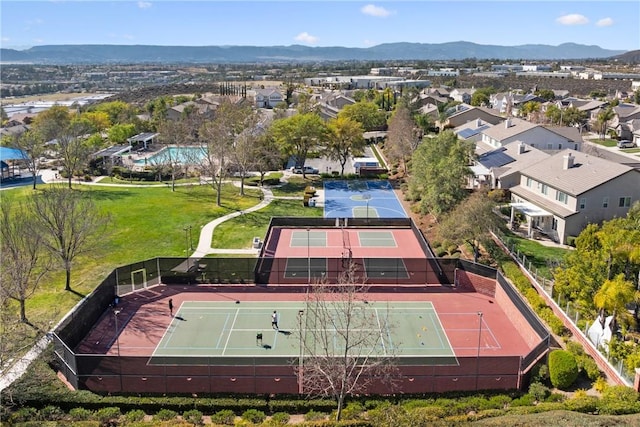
0, 147, 28, 161
510, 202, 552, 217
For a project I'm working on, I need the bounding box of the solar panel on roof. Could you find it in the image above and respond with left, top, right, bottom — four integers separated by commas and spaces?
478, 150, 515, 169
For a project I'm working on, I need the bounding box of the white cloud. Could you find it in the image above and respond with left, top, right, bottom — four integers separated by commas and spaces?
122, 34, 135, 40
361, 4, 392, 18
138, 1, 152, 9
363, 39, 377, 47
294, 32, 318, 45
596, 17, 613, 27
556, 14, 589, 26
2, 37, 10, 42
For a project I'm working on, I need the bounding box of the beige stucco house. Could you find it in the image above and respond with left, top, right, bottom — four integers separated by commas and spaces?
509, 150, 640, 244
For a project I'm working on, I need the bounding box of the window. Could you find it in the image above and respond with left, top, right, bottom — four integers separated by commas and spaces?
526, 177, 532, 187
619, 197, 631, 208
603, 197, 609, 208
579, 198, 586, 209
558, 143, 563, 150
556, 191, 568, 204
541, 184, 548, 195
547, 143, 553, 150
552, 218, 558, 230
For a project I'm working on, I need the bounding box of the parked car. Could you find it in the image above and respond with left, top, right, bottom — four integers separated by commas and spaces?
292, 165, 319, 174
617, 140, 636, 149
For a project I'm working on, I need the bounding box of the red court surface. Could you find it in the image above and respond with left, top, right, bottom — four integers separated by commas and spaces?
271, 228, 423, 259
77, 284, 532, 359
62, 219, 548, 394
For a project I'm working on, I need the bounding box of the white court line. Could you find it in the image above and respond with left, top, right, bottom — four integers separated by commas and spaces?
222, 308, 240, 355
216, 313, 233, 349
374, 308, 387, 355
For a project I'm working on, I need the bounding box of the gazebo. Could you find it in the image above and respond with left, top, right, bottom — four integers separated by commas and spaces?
0, 147, 28, 181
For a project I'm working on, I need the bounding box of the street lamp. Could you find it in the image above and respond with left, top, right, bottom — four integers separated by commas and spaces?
307, 228, 311, 286
363, 193, 371, 224
113, 308, 122, 392
476, 311, 483, 391
298, 309, 304, 393
184, 226, 192, 270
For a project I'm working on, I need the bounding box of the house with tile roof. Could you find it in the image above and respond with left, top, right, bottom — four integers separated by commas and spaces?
444, 105, 503, 128
474, 142, 550, 189
509, 150, 640, 244
479, 117, 583, 152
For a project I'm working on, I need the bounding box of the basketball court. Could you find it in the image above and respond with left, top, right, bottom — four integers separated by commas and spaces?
323, 180, 408, 219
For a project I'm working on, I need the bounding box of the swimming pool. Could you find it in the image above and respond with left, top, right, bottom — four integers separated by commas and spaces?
134, 146, 206, 165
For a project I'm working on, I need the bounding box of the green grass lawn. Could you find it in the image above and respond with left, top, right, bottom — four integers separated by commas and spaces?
587, 138, 618, 147
2, 182, 263, 328
503, 233, 570, 279
211, 198, 323, 248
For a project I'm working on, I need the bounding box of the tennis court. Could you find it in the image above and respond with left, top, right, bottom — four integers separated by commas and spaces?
262, 227, 426, 284
149, 301, 459, 365
323, 180, 408, 219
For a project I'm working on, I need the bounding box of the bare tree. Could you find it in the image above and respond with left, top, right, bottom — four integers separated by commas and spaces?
296, 263, 398, 421
230, 112, 268, 195
56, 121, 93, 188
0, 199, 50, 323
198, 99, 258, 206
252, 132, 284, 187
30, 186, 109, 292
9, 129, 47, 190
155, 118, 191, 191
385, 104, 419, 174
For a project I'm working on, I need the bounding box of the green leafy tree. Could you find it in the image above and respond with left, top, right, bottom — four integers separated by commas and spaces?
595, 107, 615, 139
437, 190, 502, 263
548, 349, 579, 389
326, 116, 365, 176
534, 89, 556, 101
408, 130, 474, 219
338, 101, 387, 132
594, 274, 636, 328
32, 105, 72, 142
92, 100, 137, 124
107, 123, 137, 144
520, 101, 541, 121
470, 87, 495, 107
269, 112, 328, 178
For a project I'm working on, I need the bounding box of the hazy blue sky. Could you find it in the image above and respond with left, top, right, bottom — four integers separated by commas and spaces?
2, 1, 638, 51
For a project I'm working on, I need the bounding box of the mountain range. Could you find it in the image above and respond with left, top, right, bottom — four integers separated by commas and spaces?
0, 42, 627, 64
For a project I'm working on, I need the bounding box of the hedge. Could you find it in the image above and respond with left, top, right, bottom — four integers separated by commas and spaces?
548, 349, 579, 389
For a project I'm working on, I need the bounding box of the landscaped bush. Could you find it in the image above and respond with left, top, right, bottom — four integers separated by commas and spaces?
528, 382, 550, 402
182, 408, 203, 425
304, 409, 327, 421
335, 402, 364, 420
154, 408, 178, 421
548, 349, 579, 389
38, 405, 65, 421
95, 407, 121, 425
269, 411, 291, 425
69, 407, 93, 421
125, 408, 146, 422
242, 408, 266, 423
210, 409, 235, 425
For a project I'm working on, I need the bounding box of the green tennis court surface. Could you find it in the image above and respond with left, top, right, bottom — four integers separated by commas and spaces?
149, 301, 457, 366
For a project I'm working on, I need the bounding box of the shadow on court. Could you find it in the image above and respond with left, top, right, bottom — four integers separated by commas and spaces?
175, 316, 186, 321
278, 330, 292, 336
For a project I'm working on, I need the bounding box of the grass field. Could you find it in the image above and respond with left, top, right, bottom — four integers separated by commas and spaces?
1, 178, 324, 338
